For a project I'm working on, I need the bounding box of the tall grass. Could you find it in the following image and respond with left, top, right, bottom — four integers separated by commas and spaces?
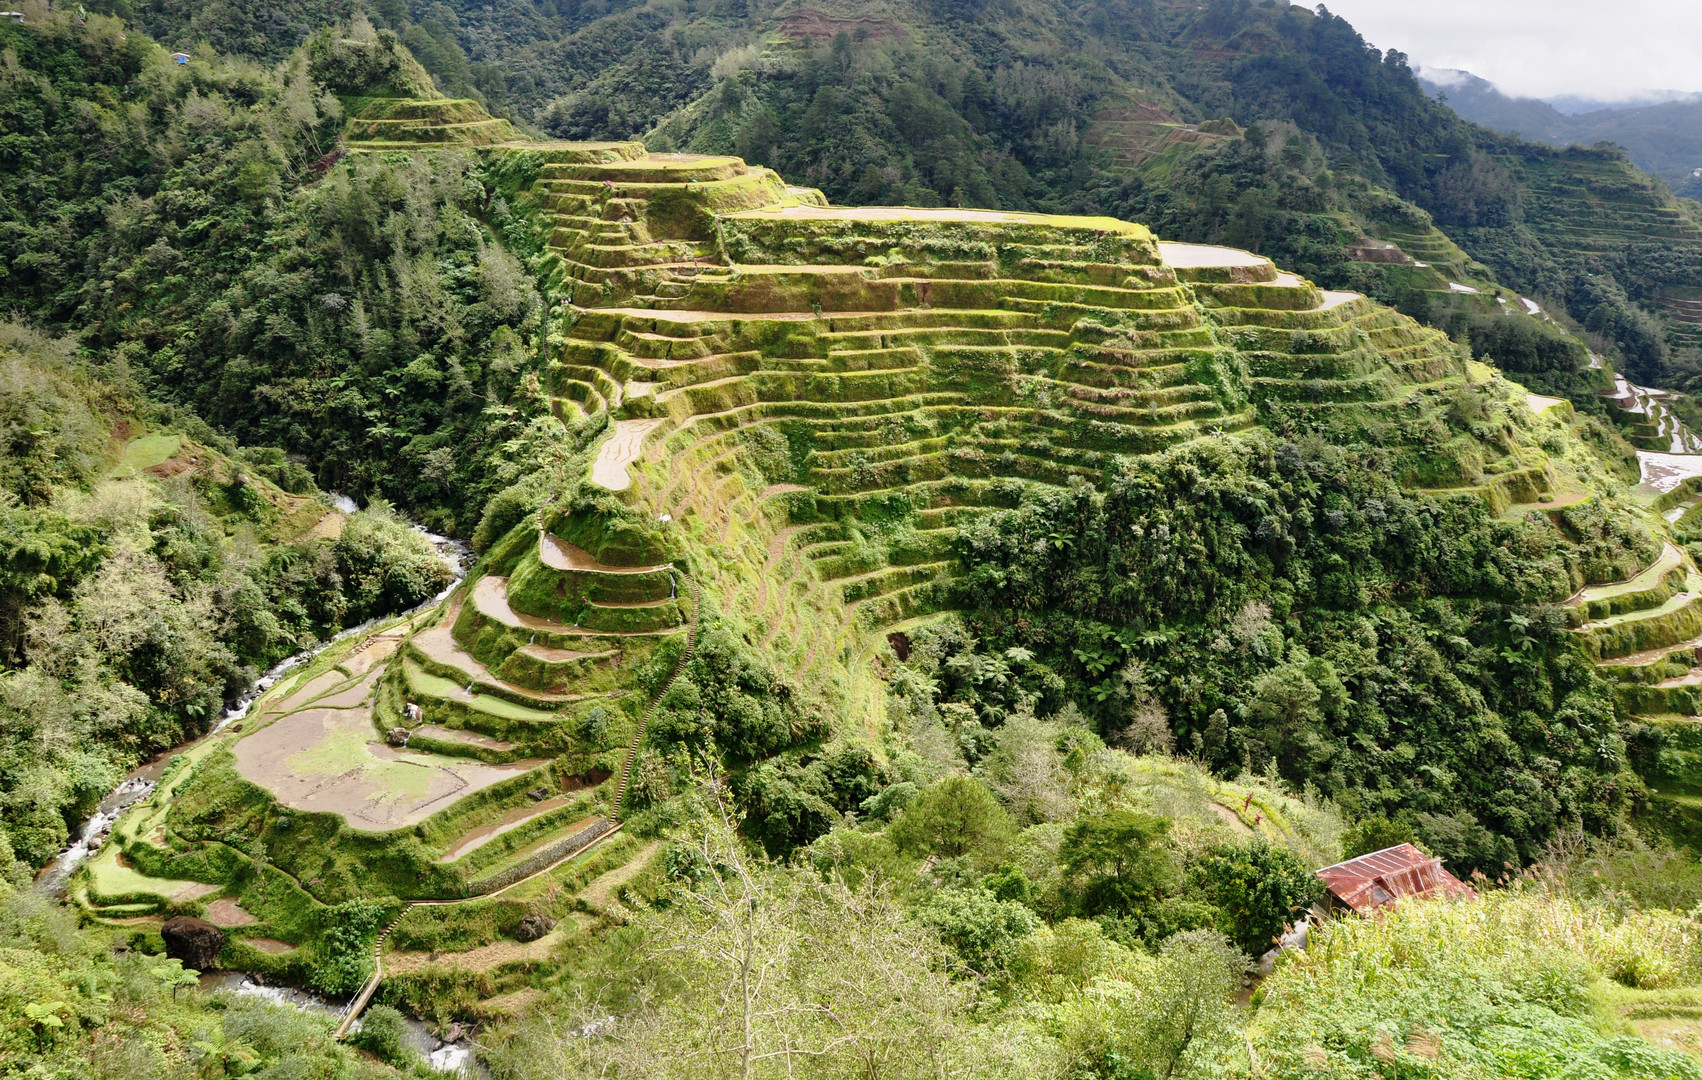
1250, 888, 1702, 1079
1293, 887, 1702, 992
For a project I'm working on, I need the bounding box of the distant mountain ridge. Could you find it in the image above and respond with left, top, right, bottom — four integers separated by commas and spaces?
1419, 68, 1702, 200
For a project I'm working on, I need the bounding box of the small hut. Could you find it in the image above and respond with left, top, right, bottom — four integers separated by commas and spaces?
1315, 843, 1476, 915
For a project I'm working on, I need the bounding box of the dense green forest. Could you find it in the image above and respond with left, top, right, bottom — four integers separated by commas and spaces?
6, 5, 1702, 1080
89, 0, 1702, 391
68, 0, 1702, 418
945, 436, 1642, 873
0, 10, 565, 536
1420, 69, 1702, 201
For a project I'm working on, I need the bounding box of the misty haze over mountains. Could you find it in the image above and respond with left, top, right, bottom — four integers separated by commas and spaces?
1419, 67, 1702, 199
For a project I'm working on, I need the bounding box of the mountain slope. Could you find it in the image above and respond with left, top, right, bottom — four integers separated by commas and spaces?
15, 20, 1702, 1076
1420, 70, 1702, 201
0, 17, 1677, 874
124, 125, 1653, 909
190, 0, 1699, 397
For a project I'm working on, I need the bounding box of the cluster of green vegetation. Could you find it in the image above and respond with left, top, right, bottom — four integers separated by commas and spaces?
7, 6, 1702, 1079
473, 790, 1702, 1080
0, 322, 450, 873
0, 12, 563, 537
932, 433, 1642, 872
0, 882, 400, 1078
98, 0, 1696, 394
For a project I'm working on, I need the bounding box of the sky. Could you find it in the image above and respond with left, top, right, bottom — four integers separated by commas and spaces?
1310, 0, 1702, 102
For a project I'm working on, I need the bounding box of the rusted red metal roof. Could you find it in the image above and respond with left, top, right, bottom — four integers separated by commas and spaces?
1315, 844, 1477, 915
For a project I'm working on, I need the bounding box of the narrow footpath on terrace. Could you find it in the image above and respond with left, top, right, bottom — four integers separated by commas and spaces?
331, 571, 701, 1040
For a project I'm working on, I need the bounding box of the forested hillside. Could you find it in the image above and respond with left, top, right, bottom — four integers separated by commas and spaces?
8, 6, 1702, 1080
83, 0, 1702, 398
1420, 69, 1702, 202
0, 320, 453, 878
0, 10, 563, 535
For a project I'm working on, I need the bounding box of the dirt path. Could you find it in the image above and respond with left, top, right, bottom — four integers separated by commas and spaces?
577, 840, 662, 911
472, 576, 685, 637
437, 807, 587, 864
384, 928, 566, 975
755, 526, 803, 618
1567, 543, 1683, 606
1209, 802, 1253, 834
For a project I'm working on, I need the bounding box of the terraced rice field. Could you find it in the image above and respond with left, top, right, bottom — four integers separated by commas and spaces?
149, 143, 1564, 942
233, 695, 547, 830
96, 135, 1680, 1022
165, 145, 1566, 907
443, 145, 1551, 751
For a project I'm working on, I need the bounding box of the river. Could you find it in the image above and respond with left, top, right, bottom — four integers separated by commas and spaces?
196, 973, 482, 1076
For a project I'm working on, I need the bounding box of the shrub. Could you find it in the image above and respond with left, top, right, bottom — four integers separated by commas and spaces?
1052, 928, 1246, 1080
1060, 809, 1175, 918
1253, 891, 1702, 1077
350, 1004, 412, 1067
916, 886, 1039, 976
1193, 840, 1323, 955
309, 899, 389, 996
1341, 815, 1422, 859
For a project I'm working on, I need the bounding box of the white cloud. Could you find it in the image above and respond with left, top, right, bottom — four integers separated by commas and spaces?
1312, 0, 1702, 100
1414, 66, 1470, 89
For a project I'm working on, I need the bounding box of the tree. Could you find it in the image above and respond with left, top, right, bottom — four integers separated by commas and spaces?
0, 509, 102, 664
916, 886, 1039, 976
1060, 809, 1175, 917
310, 899, 390, 995
889, 775, 1016, 867
350, 1004, 411, 1067
1054, 929, 1247, 1080
983, 712, 1073, 824
492, 798, 983, 1079
1141, 931, 1248, 1079
1193, 841, 1324, 955
1341, 815, 1421, 859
